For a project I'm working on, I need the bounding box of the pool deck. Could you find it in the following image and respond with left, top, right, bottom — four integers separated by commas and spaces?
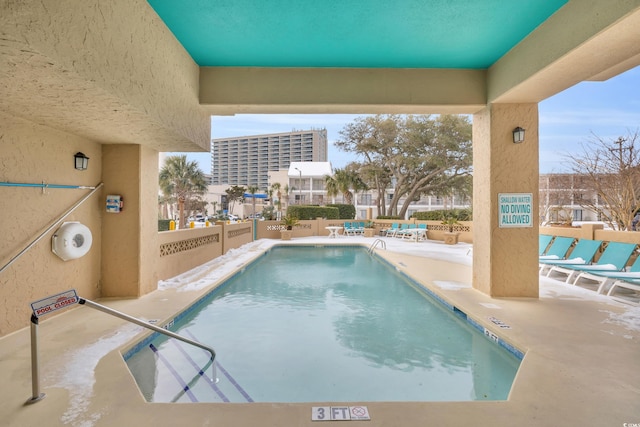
1, 236, 639, 427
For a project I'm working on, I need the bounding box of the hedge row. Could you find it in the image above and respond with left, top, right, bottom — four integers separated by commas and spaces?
412, 208, 473, 221
158, 219, 172, 231
287, 205, 340, 220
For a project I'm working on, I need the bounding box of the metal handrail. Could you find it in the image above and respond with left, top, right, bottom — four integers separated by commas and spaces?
0, 182, 103, 275
368, 238, 386, 253
78, 298, 218, 382
27, 296, 218, 404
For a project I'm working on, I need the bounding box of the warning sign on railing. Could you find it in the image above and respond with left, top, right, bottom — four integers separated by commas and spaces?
30, 289, 79, 317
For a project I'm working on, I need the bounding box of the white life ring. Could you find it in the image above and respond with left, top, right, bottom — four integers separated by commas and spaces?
52, 222, 93, 261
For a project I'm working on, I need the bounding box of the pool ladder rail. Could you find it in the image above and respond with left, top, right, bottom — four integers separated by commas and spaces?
27, 296, 218, 404
368, 238, 386, 254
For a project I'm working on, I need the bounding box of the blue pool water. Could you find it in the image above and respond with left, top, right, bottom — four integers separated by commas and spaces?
125, 246, 521, 403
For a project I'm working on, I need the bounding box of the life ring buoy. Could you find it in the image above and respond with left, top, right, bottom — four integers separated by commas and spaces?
52, 222, 93, 261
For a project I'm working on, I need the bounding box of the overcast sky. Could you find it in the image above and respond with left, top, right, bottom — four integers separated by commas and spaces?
168, 65, 640, 175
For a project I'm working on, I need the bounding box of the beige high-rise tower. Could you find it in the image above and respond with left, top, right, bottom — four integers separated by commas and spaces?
211, 129, 328, 188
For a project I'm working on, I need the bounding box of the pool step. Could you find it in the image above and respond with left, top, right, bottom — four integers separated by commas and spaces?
138, 331, 253, 403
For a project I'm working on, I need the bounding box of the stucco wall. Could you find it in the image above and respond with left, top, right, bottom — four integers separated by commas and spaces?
157, 227, 223, 281
0, 112, 102, 335
221, 222, 254, 253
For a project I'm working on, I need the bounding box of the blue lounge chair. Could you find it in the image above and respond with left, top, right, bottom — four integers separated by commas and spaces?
391, 223, 409, 238
383, 223, 399, 237
541, 239, 603, 278
400, 224, 422, 241
344, 221, 364, 236
557, 242, 637, 285
562, 242, 637, 285
539, 236, 574, 261
571, 247, 640, 293
539, 235, 554, 256
396, 223, 416, 239
607, 278, 640, 305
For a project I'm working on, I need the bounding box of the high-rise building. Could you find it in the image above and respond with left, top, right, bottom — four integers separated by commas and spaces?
211, 129, 328, 189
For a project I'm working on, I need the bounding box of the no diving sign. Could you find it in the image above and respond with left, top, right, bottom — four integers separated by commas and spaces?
312, 406, 370, 421
498, 193, 533, 228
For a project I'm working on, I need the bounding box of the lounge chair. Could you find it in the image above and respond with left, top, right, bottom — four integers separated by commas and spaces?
383, 223, 399, 237
397, 224, 416, 239
540, 239, 603, 278
539, 236, 574, 261
607, 279, 640, 305
391, 223, 409, 238
539, 235, 554, 256
343, 222, 360, 236
401, 224, 425, 241
570, 249, 640, 293
557, 242, 637, 285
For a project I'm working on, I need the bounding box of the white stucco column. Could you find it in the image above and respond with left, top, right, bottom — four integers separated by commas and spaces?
472, 104, 539, 297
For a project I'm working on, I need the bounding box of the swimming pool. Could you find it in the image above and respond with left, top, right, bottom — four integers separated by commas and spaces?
124, 246, 521, 403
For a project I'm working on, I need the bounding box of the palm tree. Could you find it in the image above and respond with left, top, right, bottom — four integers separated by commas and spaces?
159, 155, 207, 229
271, 182, 282, 216
283, 184, 290, 210
247, 185, 259, 218
325, 168, 362, 205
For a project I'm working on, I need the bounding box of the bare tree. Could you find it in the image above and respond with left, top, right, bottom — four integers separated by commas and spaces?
539, 173, 581, 226
566, 130, 640, 230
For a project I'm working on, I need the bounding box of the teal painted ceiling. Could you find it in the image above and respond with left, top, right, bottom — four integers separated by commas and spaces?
147, 0, 567, 68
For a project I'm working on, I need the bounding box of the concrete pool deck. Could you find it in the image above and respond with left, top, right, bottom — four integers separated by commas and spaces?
1, 236, 638, 427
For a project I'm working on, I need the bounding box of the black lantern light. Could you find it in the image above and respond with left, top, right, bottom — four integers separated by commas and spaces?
512, 127, 525, 144
74, 152, 89, 170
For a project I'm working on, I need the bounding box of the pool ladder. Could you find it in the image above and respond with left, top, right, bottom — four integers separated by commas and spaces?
368, 238, 386, 254
27, 296, 218, 404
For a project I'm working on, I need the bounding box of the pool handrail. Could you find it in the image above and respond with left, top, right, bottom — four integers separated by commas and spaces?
76, 298, 218, 382
368, 238, 386, 253
28, 297, 218, 404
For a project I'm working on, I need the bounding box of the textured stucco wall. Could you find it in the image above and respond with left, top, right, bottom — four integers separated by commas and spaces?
101, 145, 159, 297
473, 104, 539, 297
0, 0, 210, 151
0, 111, 102, 335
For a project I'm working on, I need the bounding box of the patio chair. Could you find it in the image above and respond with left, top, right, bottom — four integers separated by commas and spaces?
401, 224, 424, 241
570, 248, 640, 293
539, 235, 554, 256
344, 221, 364, 236
539, 236, 574, 261
343, 222, 358, 236
397, 224, 416, 239
383, 223, 399, 237
557, 242, 637, 285
540, 239, 603, 279
390, 223, 409, 238
607, 279, 640, 305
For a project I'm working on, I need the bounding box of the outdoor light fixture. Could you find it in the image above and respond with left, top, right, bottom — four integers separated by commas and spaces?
512, 127, 526, 144
74, 152, 89, 170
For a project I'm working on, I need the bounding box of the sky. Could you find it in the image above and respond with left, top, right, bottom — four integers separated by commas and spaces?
168, 65, 640, 175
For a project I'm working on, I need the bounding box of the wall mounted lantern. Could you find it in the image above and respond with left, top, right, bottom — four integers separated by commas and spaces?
512, 127, 525, 144
74, 152, 89, 170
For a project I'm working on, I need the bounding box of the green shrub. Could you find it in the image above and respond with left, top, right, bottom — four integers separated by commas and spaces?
287, 205, 340, 220
326, 204, 356, 219
158, 219, 172, 231
412, 208, 473, 221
